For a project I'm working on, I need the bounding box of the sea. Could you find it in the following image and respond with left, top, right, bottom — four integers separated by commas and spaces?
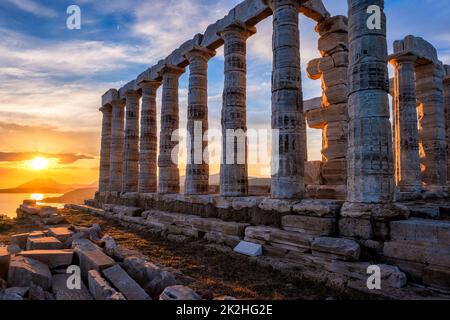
0, 193, 64, 218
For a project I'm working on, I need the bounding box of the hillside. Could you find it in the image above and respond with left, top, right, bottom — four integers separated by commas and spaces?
0, 178, 91, 193
42, 187, 97, 204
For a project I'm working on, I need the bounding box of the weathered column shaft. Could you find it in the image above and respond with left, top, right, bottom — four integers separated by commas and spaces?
139, 82, 160, 193
184, 47, 215, 195
158, 65, 185, 194
416, 62, 447, 193
98, 105, 112, 192
109, 100, 126, 192
347, 0, 394, 203
269, 0, 305, 199
122, 91, 141, 193
391, 55, 421, 195
444, 69, 450, 184
219, 21, 256, 197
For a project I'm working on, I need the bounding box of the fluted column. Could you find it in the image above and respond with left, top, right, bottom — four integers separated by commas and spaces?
139, 81, 161, 193
122, 91, 141, 193
184, 46, 215, 195
158, 65, 185, 194
266, 0, 305, 199
347, 0, 394, 203
218, 21, 256, 197
98, 105, 112, 192
444, 69, 450, 185
109, 99, 126, 192
390, 55, 421, 197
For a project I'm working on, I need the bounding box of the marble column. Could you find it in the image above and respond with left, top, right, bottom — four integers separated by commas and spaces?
266, 0, 305, 199
347, 0, 394, 203
218, 21, 256, 197
158, 65, 185, 194
184, 46, 215, 195
444, 67, 450, 185
122, 90, 141, 193
98, 105, 112, 193
139, 81, 161, 194
109, 99, 126, 193
390, 55, 421, 197
415, 63, 447, 195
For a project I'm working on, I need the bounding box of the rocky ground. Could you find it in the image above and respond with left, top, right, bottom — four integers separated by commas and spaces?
0, 204, 342, 300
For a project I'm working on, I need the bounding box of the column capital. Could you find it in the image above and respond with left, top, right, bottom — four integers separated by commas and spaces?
139, 80, 162, 90
183, 45, 216, 62
217, 20, 256, 40
158, 64, 185, 78
389, 53, 417, 67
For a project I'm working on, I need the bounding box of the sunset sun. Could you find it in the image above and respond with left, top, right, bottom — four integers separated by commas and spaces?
30, 157, 49, 171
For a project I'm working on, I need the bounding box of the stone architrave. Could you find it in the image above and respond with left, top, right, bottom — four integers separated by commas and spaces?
218, 21, 256, 197
158, 65, 185, 194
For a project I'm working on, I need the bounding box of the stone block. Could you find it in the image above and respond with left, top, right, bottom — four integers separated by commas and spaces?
8, 256, 52, 290
282, 215, 336, 236
4, 287, 29, 298
323, 84, 348, 105
322, 67, 348, 87
318, 32, 348, 55
244, 226, 274, 243
26, 237, 63, 251
312, 237, 360, 261
391, 219, 450, 245
52, 274, 93, 300
103, 264, 150, 300
18, 250, 74, 269
270, 229, 314, 250
189, 217, 249, 237
315, 15, 348, 36
10, 233, 30, 249
204, 232, 241, 248
303, 97, 322, 112
306, 58, 322, 80
0, 246, 10, 279
305, 161, 322, 185
292, 199, 342, 218
233, 241, 262, 257
72, 239, 115, 280
338, 218, 372, 239
47, 227, 72, 242
258, 198, 294, 213
123, 257, 176, 299
159, 285, 202, 300
88, 270, 126, 300
423, 266, 450, 291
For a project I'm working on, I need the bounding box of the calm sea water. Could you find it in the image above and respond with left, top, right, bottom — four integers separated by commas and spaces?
0, 193, 64, 218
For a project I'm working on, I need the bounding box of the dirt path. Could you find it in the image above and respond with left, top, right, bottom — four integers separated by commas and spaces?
1, 209, 338, 300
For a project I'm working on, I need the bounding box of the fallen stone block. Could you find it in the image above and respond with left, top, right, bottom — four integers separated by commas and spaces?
8, 256, 52, 290
4, 287, 29, 298
52, 274, 93, 300
423, 265, 450, 291
26, 236, 63, 251
113, 205, 144, 217
338, 218, 373, 239
312, 237, 360, 261
0, 292, 23, 300
48, 227, 72, 242
123, 257, 176, 298
43, 214, 65, 225
29, 283, 53, 300
100, 235, 123, 261
391, 219, 450, 245
189, 217, 249, 237
282, 215, 336, 236
23, 199, 37, 206
18, 250, 74, 268
204, 232, 241, 248
38, 206, 58, 218
7, 244, 22, 254
72, 239, 115, 280
0, 246, 10, 279
19, 204, 40, 215
233, 241, 262, 257
103, 264, 150, 300
88, 270, 126, 300
159, 285, 202, 300
10, 233, 30, 249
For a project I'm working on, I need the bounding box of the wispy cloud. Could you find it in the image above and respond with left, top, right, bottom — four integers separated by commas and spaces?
0, 151, 93, 164
5, 0, 57, 18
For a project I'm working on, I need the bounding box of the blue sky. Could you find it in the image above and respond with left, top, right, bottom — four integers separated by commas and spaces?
0, 0, 449, 166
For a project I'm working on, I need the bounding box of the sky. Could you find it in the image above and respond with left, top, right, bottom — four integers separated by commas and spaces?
0, 0, 449, 188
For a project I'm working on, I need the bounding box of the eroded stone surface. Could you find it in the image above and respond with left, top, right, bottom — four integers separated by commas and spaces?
8, 256, 52, 290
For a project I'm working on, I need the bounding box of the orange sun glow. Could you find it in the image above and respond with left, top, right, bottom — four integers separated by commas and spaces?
30, 157, 49, 171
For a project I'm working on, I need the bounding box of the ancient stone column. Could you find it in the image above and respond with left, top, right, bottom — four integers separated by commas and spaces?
139, 81, 161, 194
444, 65, 450, 185
416, 62, 447, 195
109, 99, 126, 193
122, 90, 141, 193
218, 21, 256, 197
98, 105, 112, 193
158, 65, 185, 194
265, 0, 305, 199
347, 0, 394, 203
184, 46, 215, 195
390, 55, 421, 197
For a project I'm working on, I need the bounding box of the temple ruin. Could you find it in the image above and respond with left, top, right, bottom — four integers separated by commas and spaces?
82, 0, 450, 296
